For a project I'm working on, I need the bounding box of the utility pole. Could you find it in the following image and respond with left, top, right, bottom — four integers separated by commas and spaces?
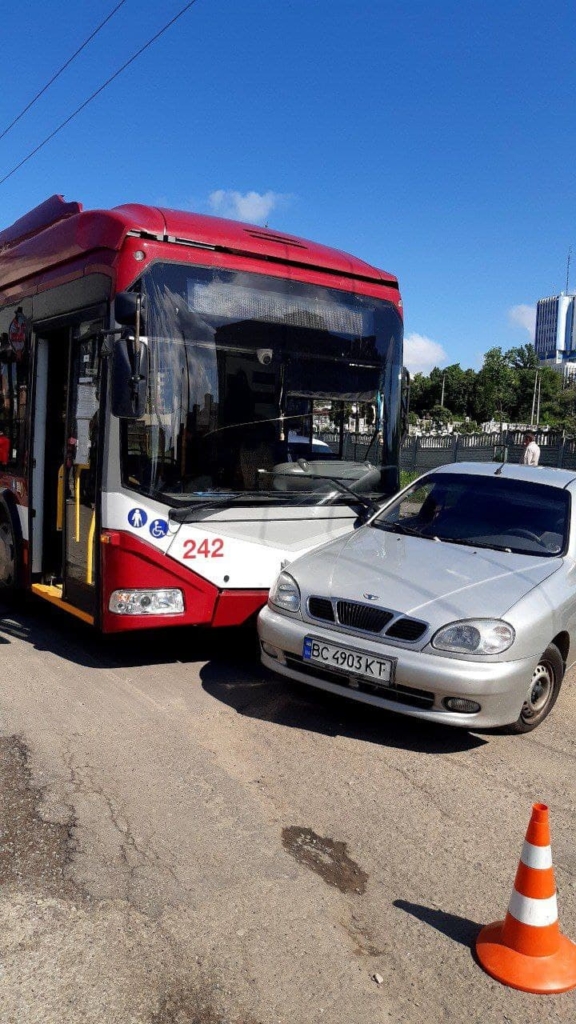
531, 370, 540, 425
440, 373, 446, 408
536, 371, 542, 426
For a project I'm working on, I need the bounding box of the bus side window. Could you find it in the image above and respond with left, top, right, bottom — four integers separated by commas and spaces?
0, 303, 33, 472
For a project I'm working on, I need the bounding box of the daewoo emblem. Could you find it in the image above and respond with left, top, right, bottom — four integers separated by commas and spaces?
363, 593, 379, 601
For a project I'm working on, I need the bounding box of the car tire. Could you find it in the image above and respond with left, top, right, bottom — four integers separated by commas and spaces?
504, 643, 564, 734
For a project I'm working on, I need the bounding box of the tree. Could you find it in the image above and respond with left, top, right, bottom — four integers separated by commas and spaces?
505, 344, 538, 370
432, 363, 474, 417
429, 404, 452, 429
473, 348, 517, 423
409, 372, 437, 416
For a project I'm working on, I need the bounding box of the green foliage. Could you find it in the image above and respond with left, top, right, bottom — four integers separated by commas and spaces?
407, 344, 576, 432
400, 470, 421, 489
429, 404, 452, 427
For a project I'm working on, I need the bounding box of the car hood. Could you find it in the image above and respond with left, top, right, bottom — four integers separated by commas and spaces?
292, 527, 563, 626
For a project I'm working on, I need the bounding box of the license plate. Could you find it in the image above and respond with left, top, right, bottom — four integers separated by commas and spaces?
303, 636, 395, 686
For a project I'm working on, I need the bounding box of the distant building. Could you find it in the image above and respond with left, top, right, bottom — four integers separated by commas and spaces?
534, 293, 576, 368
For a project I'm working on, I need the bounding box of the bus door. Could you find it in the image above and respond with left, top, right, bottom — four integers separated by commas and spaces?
32, 319, 102, 622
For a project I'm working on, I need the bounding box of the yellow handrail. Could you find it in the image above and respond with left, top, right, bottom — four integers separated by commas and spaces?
86, 511, 96, 585
74, 464, 89, 541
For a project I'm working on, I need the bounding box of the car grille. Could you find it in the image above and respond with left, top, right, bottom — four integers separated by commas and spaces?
307, 595, 428, 642
286, 654, 434, 709
385, 618, 428, 642
308, 597, 335, 622
336, 601, 393, 632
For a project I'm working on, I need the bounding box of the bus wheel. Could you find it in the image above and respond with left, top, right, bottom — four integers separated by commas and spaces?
0, 511, 16, 589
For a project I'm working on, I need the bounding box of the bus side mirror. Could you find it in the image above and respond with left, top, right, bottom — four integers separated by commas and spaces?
110, 335, 149, 419
114, 292, 147, 331
401, 366, 411, 441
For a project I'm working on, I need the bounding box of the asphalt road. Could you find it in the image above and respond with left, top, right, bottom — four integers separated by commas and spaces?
1, 596, 576, 1023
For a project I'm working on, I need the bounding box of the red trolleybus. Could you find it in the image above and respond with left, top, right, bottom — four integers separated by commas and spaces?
0, 195, 403, 632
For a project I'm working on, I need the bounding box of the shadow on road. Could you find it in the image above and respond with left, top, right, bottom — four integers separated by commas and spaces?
393, 899, 482, 947
0, 597, 487, 754
0, 597, 259, 670
200, 658, 488, 754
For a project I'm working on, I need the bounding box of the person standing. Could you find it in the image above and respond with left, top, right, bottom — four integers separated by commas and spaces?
522, 432, 540, 466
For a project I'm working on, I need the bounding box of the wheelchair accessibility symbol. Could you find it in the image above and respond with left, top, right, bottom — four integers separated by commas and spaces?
128, 507, 147, 528
149, 518, 169, 539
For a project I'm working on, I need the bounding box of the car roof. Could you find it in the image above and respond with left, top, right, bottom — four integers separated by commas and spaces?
425, 462, 576, 489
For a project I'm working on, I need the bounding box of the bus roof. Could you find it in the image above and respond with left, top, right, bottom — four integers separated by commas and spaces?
0, 194, 399, 296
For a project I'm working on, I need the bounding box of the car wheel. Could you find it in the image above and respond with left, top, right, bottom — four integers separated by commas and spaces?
504, 643, 564, 734
0, 511, 16, 590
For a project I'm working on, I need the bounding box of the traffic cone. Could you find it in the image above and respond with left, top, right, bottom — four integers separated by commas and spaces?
476, 802, 576, 993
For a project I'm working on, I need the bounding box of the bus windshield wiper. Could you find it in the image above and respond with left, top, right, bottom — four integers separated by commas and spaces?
270, 462, 381, 519
168, 491, 299, 522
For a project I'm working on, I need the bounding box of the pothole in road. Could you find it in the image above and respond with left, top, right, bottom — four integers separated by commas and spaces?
0, 735, 78, 898
281, 825, 368, 894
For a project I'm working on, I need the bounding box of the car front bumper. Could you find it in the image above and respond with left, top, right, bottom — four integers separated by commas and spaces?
258, 605, 540, 729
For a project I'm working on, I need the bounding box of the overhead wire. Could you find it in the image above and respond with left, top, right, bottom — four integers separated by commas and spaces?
0, 0, 202, 188
0, 0, 128, 144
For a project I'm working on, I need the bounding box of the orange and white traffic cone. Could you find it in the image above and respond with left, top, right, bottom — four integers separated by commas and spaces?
476, 802, 576, 993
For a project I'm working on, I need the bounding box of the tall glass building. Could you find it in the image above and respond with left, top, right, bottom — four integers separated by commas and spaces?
534, 293, 576, 365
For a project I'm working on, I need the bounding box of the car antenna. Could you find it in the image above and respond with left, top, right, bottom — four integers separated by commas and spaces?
494, 461, 504, 475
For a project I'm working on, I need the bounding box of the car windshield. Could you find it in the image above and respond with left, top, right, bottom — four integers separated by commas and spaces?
120, 263, 402, 508
371, 471, 570, 557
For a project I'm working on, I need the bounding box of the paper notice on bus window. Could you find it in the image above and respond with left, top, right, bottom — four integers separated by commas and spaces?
74, 383, 99, 464
75, 421, 91, 465
76, 384, 98, 420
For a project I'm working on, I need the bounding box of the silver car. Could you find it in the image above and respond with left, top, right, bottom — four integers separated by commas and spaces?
258, 462, 576, 733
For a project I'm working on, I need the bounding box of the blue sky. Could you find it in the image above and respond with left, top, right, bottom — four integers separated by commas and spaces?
2, 1, 575, 373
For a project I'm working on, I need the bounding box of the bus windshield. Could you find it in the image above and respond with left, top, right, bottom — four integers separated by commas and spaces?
120, 263, 402, 507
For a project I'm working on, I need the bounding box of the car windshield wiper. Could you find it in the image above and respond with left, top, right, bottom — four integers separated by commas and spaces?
434, 536, 513, 552
366, 516, 438, 540
371, 520, 428, 537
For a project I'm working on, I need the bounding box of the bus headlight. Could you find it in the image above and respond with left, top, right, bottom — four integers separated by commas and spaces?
109, 588, 185, 615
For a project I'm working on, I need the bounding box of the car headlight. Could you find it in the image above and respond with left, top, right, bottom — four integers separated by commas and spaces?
432, 619, 515, 655
268, 571, 301, 613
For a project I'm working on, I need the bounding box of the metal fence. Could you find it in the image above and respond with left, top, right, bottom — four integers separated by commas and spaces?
318, 431, 576, 475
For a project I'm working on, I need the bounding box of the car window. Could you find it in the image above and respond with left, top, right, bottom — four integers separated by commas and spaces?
374, 473, 569, 556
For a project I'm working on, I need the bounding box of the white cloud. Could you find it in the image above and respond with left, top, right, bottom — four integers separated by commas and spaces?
404, 332, 447, 374
208, 189, 289, 225
508, 304, 536, 338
